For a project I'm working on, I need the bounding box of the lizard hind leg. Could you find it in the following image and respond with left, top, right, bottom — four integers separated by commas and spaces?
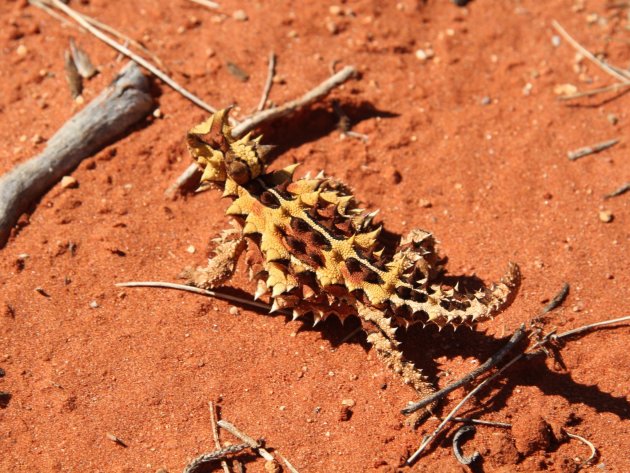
181, 226, 247, 289
358, 303, 436, 425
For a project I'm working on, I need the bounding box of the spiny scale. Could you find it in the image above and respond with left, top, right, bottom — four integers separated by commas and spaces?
186, 109, 520, 331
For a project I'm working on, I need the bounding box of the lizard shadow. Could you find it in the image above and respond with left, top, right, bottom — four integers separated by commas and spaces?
216, 286, 629, 422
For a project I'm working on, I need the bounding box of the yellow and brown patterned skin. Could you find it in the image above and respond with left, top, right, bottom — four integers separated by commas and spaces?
186, 109, 520, 410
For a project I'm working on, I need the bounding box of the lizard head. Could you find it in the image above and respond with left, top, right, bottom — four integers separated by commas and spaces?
187, 108, 273, 190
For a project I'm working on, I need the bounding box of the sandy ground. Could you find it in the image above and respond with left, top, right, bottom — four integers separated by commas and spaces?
1, 0, 629, 472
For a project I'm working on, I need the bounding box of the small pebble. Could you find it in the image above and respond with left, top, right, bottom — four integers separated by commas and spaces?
341, 398, 356, 407
553, 83, 577, 96
228, 306, 239, 316
186, 245, 196, 254
415, 48, 434, 61
329, 5, 342, 15
233, 9, 248, 21
61, 176, 78, 189
551, 35, 561, 47
607, 113, 618, 125
338, 405, 352, 421
16, 44, 27, 56
89, 300, 100, 309
598, 210, 613, 223
326, 20, 339, 34
152, 108, 162, 119
480, 96, 491, 106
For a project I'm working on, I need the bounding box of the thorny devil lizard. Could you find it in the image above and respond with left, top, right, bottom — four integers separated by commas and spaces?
184, 109, 520, 421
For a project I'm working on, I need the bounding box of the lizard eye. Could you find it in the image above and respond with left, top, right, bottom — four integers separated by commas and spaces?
225, 152, 252, 185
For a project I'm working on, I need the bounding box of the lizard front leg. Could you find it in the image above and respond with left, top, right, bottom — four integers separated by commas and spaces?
182, 227, 246, 289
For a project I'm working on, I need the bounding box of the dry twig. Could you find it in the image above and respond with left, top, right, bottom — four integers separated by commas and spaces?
277, 452, 301, 473
604, 182, 630, 199
0, 62, 153, 248
115, 281, 275, 313
539, 282, 570, 316
165, 65, 357, 197
257, 52, 276, 111
567, 138, 619, 161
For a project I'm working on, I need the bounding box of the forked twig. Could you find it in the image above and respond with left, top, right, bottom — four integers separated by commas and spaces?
406, 315, 630, 465
43, 0, 218, 114
257, 52, 276, 111
165, 65, 357, 197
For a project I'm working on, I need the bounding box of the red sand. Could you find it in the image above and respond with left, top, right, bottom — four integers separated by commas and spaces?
1, 1, 628, 471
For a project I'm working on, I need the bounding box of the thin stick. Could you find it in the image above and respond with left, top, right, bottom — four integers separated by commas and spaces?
216, 420, 275, 461
115, 281, 273, 312
566, 431, 598, 467
567, 138, 619, 161
604, 182, 630, 199
46, 0, 218, 115
402, 324, 526, 415
69, 6, 167, 69
276, 452, 301, 473
406, 315, 630, 465
188, 0, 221, 9
552, 20, 630, 84
32, 0, 167, 70
539, 282, 570, 316
553, 315, 630, 341
257, 52, 276, 111
209, 401, 230, 473
182, 443, 250, 473
166, 65, 356, 197
29, 0, 80, 30
558, 81, 630, 100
